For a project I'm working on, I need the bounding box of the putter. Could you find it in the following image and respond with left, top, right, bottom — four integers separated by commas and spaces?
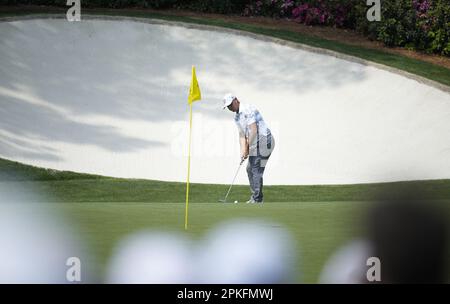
219, 157, 245, 203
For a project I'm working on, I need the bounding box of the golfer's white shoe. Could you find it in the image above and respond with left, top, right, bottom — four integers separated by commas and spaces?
246, 198, 257, 204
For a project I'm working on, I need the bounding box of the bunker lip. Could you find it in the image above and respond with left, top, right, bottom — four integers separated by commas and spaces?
1, 17, 449, 185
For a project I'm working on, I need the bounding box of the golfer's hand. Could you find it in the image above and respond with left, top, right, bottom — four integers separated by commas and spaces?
241, 149, 249, 160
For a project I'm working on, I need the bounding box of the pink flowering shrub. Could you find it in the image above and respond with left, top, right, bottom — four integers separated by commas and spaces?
243, 0, 357, 27
243, 0, 450, 56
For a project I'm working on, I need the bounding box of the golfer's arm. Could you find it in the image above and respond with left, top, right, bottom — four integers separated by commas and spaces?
248, 122, 257, 150
239, 133, 247, 156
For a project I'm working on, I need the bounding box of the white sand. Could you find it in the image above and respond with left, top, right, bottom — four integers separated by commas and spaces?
1, 18, 449, 185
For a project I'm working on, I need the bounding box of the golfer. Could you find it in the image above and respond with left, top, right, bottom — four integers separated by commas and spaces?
222, 94, 275, 204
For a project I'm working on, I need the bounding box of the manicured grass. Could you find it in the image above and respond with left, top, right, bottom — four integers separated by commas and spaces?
0, 157, 104, 181
1, 7, 449, 87
2, 158, 450, 202
53, 201, 366, 283
1, 158, 449, 282
1, 6, 449, 282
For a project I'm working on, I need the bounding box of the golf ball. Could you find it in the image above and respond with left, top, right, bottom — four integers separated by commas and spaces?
234, 200, 238, 204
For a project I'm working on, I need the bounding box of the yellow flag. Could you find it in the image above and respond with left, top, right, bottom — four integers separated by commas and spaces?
185, 66, 201, 230
188, 66, 201, 104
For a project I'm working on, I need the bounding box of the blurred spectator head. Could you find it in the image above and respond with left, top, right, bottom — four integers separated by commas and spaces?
0, 184, 93, 283
196, 219, 297, 283
319, 240, 372, 284
367, 188, 449, 283
106, 231, 193, 283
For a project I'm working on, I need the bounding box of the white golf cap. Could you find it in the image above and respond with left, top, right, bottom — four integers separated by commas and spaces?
222, 93, 236, 109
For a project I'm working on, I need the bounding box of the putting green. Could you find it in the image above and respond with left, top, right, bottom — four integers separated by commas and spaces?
1, 158, 449, 282
53, 201, 367, 283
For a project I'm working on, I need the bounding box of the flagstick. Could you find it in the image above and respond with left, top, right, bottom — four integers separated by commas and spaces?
185, 103, 193, 230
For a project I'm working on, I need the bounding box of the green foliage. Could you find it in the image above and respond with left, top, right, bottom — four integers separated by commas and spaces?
2, 0, 450, 56
242, 0, 450, 56
355, 0, 450, 55
0, 0, 249, 11
177, 0, 251, 14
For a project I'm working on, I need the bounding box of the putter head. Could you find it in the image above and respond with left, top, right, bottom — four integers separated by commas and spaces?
218, 199, 227, 203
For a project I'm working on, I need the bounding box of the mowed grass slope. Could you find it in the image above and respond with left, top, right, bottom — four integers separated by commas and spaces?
2, 158, 450, 203
1, 157, 449, 282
